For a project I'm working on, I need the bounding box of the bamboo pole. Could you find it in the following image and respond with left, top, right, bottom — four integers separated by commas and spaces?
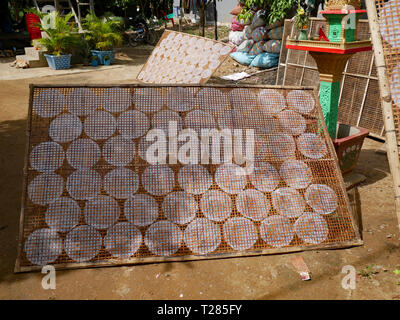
366, 0, 400, 231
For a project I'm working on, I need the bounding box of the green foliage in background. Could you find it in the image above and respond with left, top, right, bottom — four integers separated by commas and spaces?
83, 12, 123, 51
36, 12, 80, 56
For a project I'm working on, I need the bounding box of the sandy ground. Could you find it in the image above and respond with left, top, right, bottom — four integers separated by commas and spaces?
0, 46, 400, 300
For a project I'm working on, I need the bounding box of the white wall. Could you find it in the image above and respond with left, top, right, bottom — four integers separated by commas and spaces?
215, 0, 237, 23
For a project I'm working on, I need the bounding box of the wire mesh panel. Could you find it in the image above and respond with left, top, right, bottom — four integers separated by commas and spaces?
277, 18, 385, 138
16, 84, 361, 272
136, 30, 234, 85
375, 0, 400, 141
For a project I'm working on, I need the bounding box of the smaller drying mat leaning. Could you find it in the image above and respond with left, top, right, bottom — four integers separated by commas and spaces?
136, 30, 234, 84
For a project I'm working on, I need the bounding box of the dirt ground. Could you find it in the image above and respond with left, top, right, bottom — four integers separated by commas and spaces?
0, 45, 400, 300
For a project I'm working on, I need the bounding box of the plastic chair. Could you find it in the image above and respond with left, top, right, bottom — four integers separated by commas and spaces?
161, 10, 175, 28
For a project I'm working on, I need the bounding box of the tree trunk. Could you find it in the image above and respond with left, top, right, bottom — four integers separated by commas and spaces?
200, 0, 205, 37
213, 0, 217, 40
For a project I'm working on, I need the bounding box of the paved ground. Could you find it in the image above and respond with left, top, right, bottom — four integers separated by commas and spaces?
0, 46, 399, 300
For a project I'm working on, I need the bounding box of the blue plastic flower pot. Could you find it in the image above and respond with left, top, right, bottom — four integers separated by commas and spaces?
103, 59, 111, 66
91, 50, 114, 65
91, 59, 99, 67
44, 53, 72, 70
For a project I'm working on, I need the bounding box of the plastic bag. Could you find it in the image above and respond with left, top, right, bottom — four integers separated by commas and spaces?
267, 26, 284, 40
230, 52, 256, 66
252, 26, 268, 42
228, 31, 245, 46
249, 41, 265, 56
250, 52, 280, 68
237, 39, 255, 52
250, 10, 267, 29
264, 40, 281, 53
231, 16, 245, 31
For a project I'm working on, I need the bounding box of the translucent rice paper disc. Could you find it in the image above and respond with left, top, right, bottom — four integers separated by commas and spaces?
66, 138, 100, 169
260, 215, 294, 248
33, 89, 65, 118
137, 135, 168, 163
286, 90, 315, 115
213, 42, 224, 53
209, 59, 221, 70
195, 88, 229, 113
223, 217, 257, 251
101, 87, 131, 113
84, 195, 121, 229
65, 225, 102, 262
141, 164, 175, 196
124, 194, 159, 227
200, 190, 232, 222
297, 133, 328, 159
200, 68, 213, 79
104, 222, 142, 258
246, 109, 277, 134
305, 184, 338, 215
184, 110, 217, 134
104, 167, 139, 199
184, 218, 221, 254
132, 88, 164, 113
279, 159, 312, 189
294, 212, 329, 244
220, 45, 232, 56
257, 89, 286, 114
271, 187, 305, 218
144, 220, 183, 256
276, 110, 306, 136
265, 134, 296, 161
117, 110, 150, 139
152, 110, 183, 135
215, 163, 247, 194
162, 191, 198, 225
166, 87, 195, 112
45, 197, 81, 232
30, 142, 65, 173
66, 88, 100, 116
178, 164, 212, 195
248, 161, 280, 192
102, 136, 135, 167
228, 88, 257, 110
28, 173, 64, 205
24, 228, 63, 265
236, 189, 270, 221
217, 109, 246, 130
49, 113, 82, 143
66, 169, 102, 200
84, 110, 116, 140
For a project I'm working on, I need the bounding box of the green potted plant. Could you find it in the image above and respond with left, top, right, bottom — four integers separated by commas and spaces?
91, 55, 99, 66
291, 1, 310, 40
36, 12, 80, 70
103, 54, 111, 66
83, 12, 123, 65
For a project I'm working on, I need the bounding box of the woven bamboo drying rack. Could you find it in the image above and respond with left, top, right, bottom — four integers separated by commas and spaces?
16, 84, 362, 272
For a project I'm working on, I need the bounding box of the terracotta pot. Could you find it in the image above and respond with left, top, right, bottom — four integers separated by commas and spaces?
332, 123, 369, 174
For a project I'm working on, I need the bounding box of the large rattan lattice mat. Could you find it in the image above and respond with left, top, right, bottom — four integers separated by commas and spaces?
16, 84, 362, 272
375, 0, 400, 141
136, 30, 233, 84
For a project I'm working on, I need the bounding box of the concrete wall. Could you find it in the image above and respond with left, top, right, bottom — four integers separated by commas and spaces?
189, 0, 237, 25
215, 0, 237, 23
